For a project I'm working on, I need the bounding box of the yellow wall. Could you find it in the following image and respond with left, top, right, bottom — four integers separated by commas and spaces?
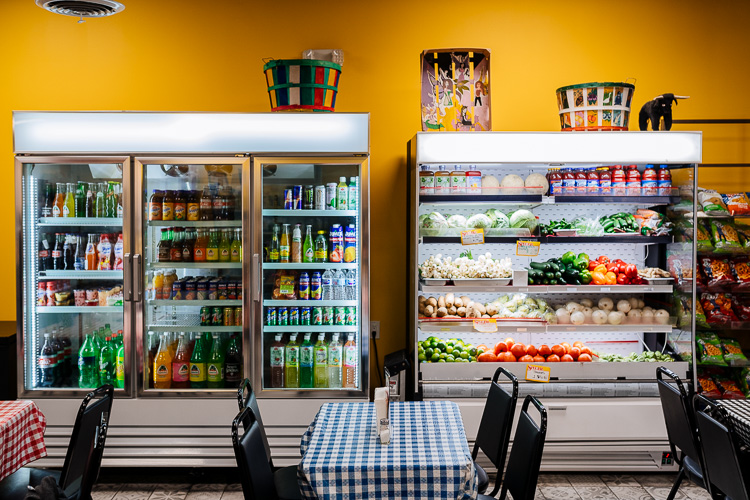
2, 0, 749, 383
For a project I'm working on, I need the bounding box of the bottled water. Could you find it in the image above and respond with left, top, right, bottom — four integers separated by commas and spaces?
333, 269, 346, 300
346, 269, 357, 300
321, 269, 334, 300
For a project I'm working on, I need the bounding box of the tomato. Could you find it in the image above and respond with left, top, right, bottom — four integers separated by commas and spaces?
510, 344, 527, 358
597, 256, 610, 264
569, 347, 581, 360
546, 354, 561, 362
573, 341, 584, 348
561, 354, 574, 362
533, 355, 546, 363
551, 345, 566, 357
494, 342, 508, 355
477, 352, 498, 362
578, 353, 593, 362
560, 342, 571, 354
526, 344, 538, 357
518, 355, 534, 363
580, 346, 592, 355
503, 352, 517, 363
505, 338, 515, 349
538, 344, 552, 356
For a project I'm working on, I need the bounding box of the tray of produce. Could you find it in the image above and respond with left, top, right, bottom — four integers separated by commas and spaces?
419, 251, 513, 281
418, 209, 539, 236
552, 297, 673, 326
418, 292, 555, 321
451, 278, 512, 287
420, 278, 450, 286
638, 267, 673, 283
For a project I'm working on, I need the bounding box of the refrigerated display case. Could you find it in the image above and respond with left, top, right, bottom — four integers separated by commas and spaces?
407, 131, 701, 471
14, 112, 369, 467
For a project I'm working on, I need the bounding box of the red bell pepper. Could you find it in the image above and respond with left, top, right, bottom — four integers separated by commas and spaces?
598, 256, 610, 265
617, 261, 628, 274
588, 260, 600, 272
617, 274, 630, 285
606, 262, 619, 273
625, 264, 638, 279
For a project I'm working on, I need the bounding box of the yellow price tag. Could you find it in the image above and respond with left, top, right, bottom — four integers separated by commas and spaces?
280, 275, 295, 295
472, 318, 497, 333
516, 240, 541, 257
460, 229, 485, 246
525, 364, 551, 383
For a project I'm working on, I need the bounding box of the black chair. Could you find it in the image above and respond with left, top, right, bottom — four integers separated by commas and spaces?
0, 384, 114, 500
693, 395, 750, 500
232, 405, 301, 500
656, 367, 708, 500
472, 366, 518, 496
236, 379, 300, 500
479, 395, 546, 500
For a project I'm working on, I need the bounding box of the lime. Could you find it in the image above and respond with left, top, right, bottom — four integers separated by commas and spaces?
453, 345, 463, 353
446, 355, 455, 363
438, 359, 446, 363
418, 353, 426, 362
460, 351, 469, 360
437, 342, 447, 350
469, 348, 478, 357
439, 353, 447, 360
445, 346, 454, 354
430, 352, 439, 362
425, 348, 434, 358
430, 341, 439, 349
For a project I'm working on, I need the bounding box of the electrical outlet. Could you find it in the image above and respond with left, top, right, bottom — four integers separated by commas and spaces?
371, 321, 380, 339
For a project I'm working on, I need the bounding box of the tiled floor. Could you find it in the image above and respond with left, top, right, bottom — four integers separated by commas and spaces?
90, 473, 708, 500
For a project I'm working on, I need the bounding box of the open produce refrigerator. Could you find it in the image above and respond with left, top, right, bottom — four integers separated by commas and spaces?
14, 111, 369, 467
407, 131, 701, 471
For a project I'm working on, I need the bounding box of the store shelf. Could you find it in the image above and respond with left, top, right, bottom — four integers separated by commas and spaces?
149, 325, 242, 332
149, 262, 241, 269
263, 263, 357, 270
38, 217, 123, 227
551, 195, 681, 205
41, 270, 123, 280
419, 194, 543, 205
148, 220, 241, 227
545, 324, 674, 333
147, 300, 242, 307
262, 209, 357, 217
419, 283, 673, 294
263, 300, 357, 307
37, 306, 123, 314
422, 236, 542, 244
418, 321, 673, 334
421, 235, 672, 245
263, 325, 358, 333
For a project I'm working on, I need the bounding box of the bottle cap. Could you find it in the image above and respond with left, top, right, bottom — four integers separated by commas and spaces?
340, 176, 346, 182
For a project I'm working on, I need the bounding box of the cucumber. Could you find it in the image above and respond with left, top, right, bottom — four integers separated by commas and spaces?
529, 261, 548, 271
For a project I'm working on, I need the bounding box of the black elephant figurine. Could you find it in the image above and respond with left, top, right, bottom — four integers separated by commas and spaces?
638, 93, 690, 131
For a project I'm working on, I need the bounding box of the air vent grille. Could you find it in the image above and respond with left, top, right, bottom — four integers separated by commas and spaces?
36, 0, 125, 18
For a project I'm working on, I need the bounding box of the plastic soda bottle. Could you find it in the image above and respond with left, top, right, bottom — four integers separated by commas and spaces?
207, 333, 225, 388
299, 333, 314, 388
313, 333, 328, 388
303, 225, 314, 263
285, 334, 300, 388
336, 177, 348, 211
225, 335, 242, 388
153, 333, 172, 389
99, 336, 115, 386
189, 334, 208, 388
270, 334, 284, 388
78, 333, 98, 388
328, 334, 342, 389
38, 333, 55, 388
344, 334, 358, 388
172, 333, 190, 389
230, 228, 242, 262
115, 341, 125, 389
348, 177, 358, 211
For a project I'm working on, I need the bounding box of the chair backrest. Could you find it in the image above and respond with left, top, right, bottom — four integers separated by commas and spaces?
232, 406, 279, 500
500, 395, 547, 500
656, 367, 702, 467
236, 378, 272, 460
59, 385, 114, 500
473, 366, 518, 470
695, 404, 749, 500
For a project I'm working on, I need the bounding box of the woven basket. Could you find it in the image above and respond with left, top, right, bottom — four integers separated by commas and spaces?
556, 82, 635, 131
263, 59, 342, 112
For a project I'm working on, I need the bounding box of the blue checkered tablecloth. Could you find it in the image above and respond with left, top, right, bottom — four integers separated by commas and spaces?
298, 401, 477, 499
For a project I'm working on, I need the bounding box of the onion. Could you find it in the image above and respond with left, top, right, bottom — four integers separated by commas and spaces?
570, 311, 585, 325
655, 309, 670, 325
580, 298, 593, 308
642, 306, 653, 313
556, 308, 571, 324
598, 297, 614, 311
608, 311, 624, 325
627, 309, 643, 323
638, 299, 645, 309
628, 297, 639, 310
582, 307, 594, 322
617, 300, 632, 313
566, 302, 583, 313
592, 310, 608, 324
642, 309, 654, 324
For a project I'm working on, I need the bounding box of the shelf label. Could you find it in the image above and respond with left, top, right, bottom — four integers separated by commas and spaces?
600, 287, 611, 292
525, 364, 551, 383
566, 287, 578, 292
516, 240, 540, 257
460, 229, 485, 246
472, 318, 497, 333
280, 275, 295, 295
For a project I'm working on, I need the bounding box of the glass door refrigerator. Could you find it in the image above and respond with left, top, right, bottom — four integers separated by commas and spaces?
16, 156, 134, 396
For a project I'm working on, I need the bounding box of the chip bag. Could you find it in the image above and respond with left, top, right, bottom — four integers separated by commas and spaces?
698, 375, 722, 398
716, 376, 746, 399
697, 332, 729, 366
696, 221, 714, 252
710, 220, 742, 253
698, 189, 730, 216
736, 225, 750, 252
731, 294, 750, 322
721, 193, 750, 216
701, 257, 735, 289
733, 257, 750, 290
738, 368, 750, 398
720, 337, 748, 363
701, 293, 738, 325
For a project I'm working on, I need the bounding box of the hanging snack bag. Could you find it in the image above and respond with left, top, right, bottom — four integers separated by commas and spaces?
732, 257, 750, 289
716, 376, 746, 399
696, 220, 714, 252
698, 375, 722, 398
709, 220, 742, 253
701, 256, 735, 288
720, 337, 748, 363
731, 294, 750, 321
695, 298, 710, 329
721, 193, 750, 216
701, 293, 738, 325
697, 332, 728, 365
698, 189, 730, 216
739, 368, 750, 397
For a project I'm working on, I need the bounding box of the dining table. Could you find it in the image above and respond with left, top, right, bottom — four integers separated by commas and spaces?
0, 400, 47, 482
298, 400, 477, 500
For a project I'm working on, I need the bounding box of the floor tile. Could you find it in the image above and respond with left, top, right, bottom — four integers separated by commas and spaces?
569, 475, 607, 487
573, 486, 617, 500
680, 486, 712, 500
92, 484, 122, 500
540, 486, 582, 499
219, 492, 243, 500
188, 484, 226, 492
608, 486, 653, 500
149, 492, 189, 500
642, 486, 686, 500
185, 485, 226, 500
634, 475, 677, 487
223, 484, 242, 492
538, 474, 574, 486
113, 491, 155, 500
601, 475, 641, 487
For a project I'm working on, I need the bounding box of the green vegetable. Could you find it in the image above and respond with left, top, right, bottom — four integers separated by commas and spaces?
577, 253, 589, 262
573, 256, 589, 271
561, 251, 576, 265
509, 209, 538, 232
579, 270, 592, 284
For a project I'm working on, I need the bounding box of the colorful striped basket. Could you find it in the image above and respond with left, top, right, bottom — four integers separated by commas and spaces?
263, 59, 342, 112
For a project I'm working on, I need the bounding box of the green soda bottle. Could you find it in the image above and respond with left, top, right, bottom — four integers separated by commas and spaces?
299, 333, 314, 388
218, 229, 231, 262
78, 333, 98, 388
99, 336, 115, 386
285, 334, 299, 388
207, 333, 225, 388
115, 342, 125, 389
190, 335, 208, 389
313, 333, 328, 388
302, 225, 314, 263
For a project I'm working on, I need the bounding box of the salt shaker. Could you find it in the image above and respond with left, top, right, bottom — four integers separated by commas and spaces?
379, 418, 390, 445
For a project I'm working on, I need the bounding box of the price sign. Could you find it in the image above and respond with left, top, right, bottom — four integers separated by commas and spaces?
280, 275, 295, 295
472, 318, 497, 333
516, 240, 541, 257
525, 364, 551, 383
460, 229, 485, 246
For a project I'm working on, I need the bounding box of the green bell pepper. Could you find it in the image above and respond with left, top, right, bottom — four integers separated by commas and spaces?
579, 270, 592, 284
561, 251, 576, 266
574, 256, 589, 271
577, 252, 589, 262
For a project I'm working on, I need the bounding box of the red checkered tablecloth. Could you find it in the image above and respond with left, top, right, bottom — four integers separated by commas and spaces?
0, 400, 47, 481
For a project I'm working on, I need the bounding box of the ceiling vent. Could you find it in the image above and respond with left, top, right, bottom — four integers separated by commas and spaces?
36, 0, 125, 19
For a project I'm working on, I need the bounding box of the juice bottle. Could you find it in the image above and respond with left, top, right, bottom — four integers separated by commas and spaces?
269, 224, 280, 262
562, 168, 576, 194
450, 165, 466, 194
280, 224, 290, 263
348, 177, 358, 211
327, 333, 342, 389
291, 224, 302, 263
314, 230, 327, 262
599, 167, 612, 195
658, 165, 672, 196
419, 165, 434, 194
193, 229, 207, 262
85, 234, 98, 270
285, 334, 300, 388
189, 334, 207, 389
115, 341, 125, 389
574, 168, 587, 193
207, 333, 225, 389
549, 168, 562, 195
162, 190, 175, 221
466, 165, 482, 194
173, 190, 187, 221
219, 229, 231, 262
336, 177, 348, 211
187, 190, 200, 221
170, 228, 183, 262
343, 334, 357, 388
313, 333, 328, 388
156, 228, 171, 262
587, 167, 600, 194
434, 166, 450, 194
224, 335, 242, 388
171, 333, 190, 389
299, 333, 314, 388
230, 228, 242, 262
206, 229, 219, 261
97, 234, 112, 270
612, 165, 626, 195
153, 270, 164, 300
63, 182, 75, 217
153, 333, 172, 389
181, 229, 194, 262
625, 165, 641, 195
642, 164, 657, 195
53, 183, 65, 217
303, 225, 314, 263
163, 269, 177, 300
270, 334, 284, 388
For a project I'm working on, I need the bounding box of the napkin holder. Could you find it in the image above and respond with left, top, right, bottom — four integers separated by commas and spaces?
374, 387, 390, 443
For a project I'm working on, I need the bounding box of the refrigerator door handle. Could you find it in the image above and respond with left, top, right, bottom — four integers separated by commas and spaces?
253, 253, 261, 302
133, 254, 143, 302
123, 252, 133, 302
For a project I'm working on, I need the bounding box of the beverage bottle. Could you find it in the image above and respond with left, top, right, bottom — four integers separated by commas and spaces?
574, 168, 587, 193
41, 182, 54, 217
419, 166, 435, 195
212, 184, 225, 221
78, 333, 97, 388
285, 334, 300, 388
562, 168, 576, 194
269, 224, 280, 262
270, 333, 285, 388
450, 165, 467, 194
230, 228, 242, 262
96, 182, 107, 218
224, 335, 242, 388
85, 234, 98, 270
333, 269, 346, 300
75, 182, 86, 217
173, 190, 187, 221
299, 272, 310, 300
193, 229, 207, 261
291, 224, 302, 263
321, 269, 333, 300
336, 177, 348, 210
313, 334, 328, 388
170, 228, 184, 262
74, 235, 85, 271
38, 333, 56, 388
38, 233, 51, 272
153, 333, 172, 389
348, 177, 358, 210
187, 190, 200, 221
63, 182, 76, 217
222, 186, 235, 220
162, 190, 175, 221
115, 340, 125, 389
49, 332, 62, 386
103, 323, 113, 340
62, 234, 72, 270
346, 269, 357, 300
114, 233, 124, 270
548, 168, 562, 195
52, 233, 64, 270
99, 336, 115, 386
189, 334, 207, 388
97, 233, 112, 270
657, 165, 672, 196
219, 229, 231, 262
59, 333, 72, 385
343, 224, 357, 263
434, 165, 450, 194
314, 230, 327, 262
207, 333, 225, 388
587, 167, 600, 194
206, 229, 219, 261
53, 183, 65, 217
343, 334, 357, 388
168, 332, 178, 358
85, 183, 96, 218
466, 166, 482, 194
200, 332, 212, 360
303, 225, 314, 263
105, 182, 116, 217
328, 334, 342, 389
299, 333, 314, 388
116, 182, 123, 219
181, 229, 194, 262
92, 329, 103, 374
280, 224, 291, 263
199, 186, 213, 220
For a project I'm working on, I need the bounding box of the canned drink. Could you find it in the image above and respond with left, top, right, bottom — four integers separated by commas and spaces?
323, 306, 334, 326
278, 307, 289, 326
334, 306, 346, 325
290, 307, 300, 326
345, 306, 356, 325
329, 224, 344, 263
299, 272, 310, 300
201, 306, 212, 326
283, 189, 293, 210
303, 185, 314, 210
292, 185, 303, 210
325, 183, 337, 210
235, 307, 243, 326
266, 307, 277, 326
311, 272, 322, 300
212, 307, 223, 326
314, 185, 326, 210
301, 306, 311, 326
224, 307, 234, 326
312, 306, 323, 325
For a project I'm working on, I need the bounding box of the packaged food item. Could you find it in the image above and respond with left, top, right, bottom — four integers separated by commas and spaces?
697, 332, 728, 366
698, 189, 730, 216
701, 257, 735, 288
695, 299, 709, 329
696, 221, 713, 252
735, 225, 750, 252
698, 375, 722, 398
738, 368, 750, 397
710, 220, 742, 253
716, 376, 746, 399
721, 193, 750, 215
720, 337, 748, 363
732, 257, 750, 289
702, 293, 738, 325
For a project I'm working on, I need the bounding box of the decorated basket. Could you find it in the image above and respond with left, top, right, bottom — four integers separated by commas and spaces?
263, 59, 341, 112
556, 82, 635, 131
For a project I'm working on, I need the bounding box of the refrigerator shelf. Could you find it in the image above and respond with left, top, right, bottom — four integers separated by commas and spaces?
147, 300, 242, 307
418, 283, 674, 294
149, 325, 242, 332
263, 300, 357, 307
263, 263, 357, 270
148, 220, 242, 228
148, 262, 241, 269
38, 217, 123, 227
263, 325, 358, 333
418, 320, 673, 334
37, 306, 123, 314
41, 270, 123, 280
262, 209, 357, 217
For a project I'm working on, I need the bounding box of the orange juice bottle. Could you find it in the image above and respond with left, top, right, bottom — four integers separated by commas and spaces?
153, 333, 173, 389
53, 183, 65, 217
153, 270, 164, 300
162, 269, 177, 300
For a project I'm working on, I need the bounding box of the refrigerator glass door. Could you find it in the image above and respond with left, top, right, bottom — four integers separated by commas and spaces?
252, 157, 369, 398
135, 157, 250, 396
17, 157, 133, 396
